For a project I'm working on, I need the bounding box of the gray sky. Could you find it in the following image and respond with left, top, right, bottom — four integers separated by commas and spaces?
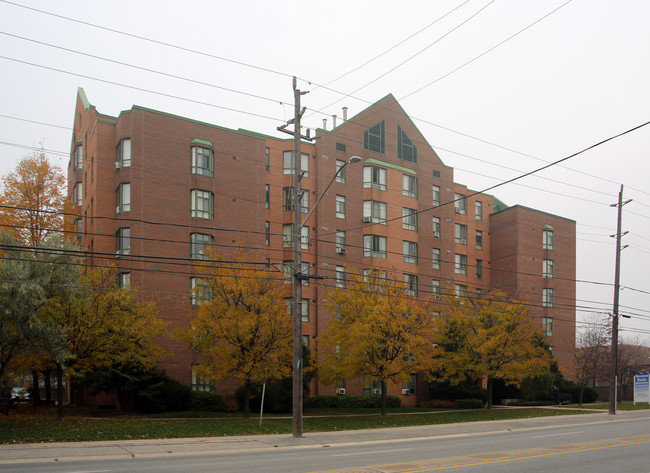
1, 0, 649, 343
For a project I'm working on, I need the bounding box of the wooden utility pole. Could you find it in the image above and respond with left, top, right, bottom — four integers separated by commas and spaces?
609, 185, 631, 415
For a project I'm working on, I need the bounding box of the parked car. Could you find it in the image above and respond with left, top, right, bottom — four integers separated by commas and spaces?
11, 387, 30, 399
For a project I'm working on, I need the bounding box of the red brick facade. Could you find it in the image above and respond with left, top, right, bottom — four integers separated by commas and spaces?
68, 89, 576, 405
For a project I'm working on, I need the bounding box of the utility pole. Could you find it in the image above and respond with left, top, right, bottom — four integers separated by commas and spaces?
609, 185, 631, 415
277, 77, 313, 437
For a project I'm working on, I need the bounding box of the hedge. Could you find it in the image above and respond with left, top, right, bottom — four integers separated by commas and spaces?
306, 394, 401, 409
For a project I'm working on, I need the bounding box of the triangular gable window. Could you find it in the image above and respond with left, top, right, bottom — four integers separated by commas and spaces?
364, 120, 385, 154
398, 125, 417, 163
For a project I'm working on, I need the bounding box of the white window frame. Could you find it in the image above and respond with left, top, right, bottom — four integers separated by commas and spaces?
455, 193, 467, 214
116, 182, 130, 213
73, 182, 83, 206
402, 174, 417, 198
116, 227, 130, 255
283, 151, 309, 177
402, 208, 417, 231
336, 195, 346, 219
336, 266, 345, 288
475, 201, 483, 221
455, 253, 467, 275
191, 146, 214, 177
336, 159, 346, 183
403, 273, 418, 296
363, 165, 386, 190
190, 277, 212, 306
191, 189, 213, 220
542, 317, 554, 336
432, 185, 440, 206
116, 138, 131, 167
455, 223, 467, 244
543, 229, 554, 250
403, 241, 418, 264
74, 144, 83, 170
432, 216, 441, 237
543, 259, 554, 279
363, 200, 387, 224
475, 230, 483, 250
432, 248, 441, 270
363, 235, 387, 259
336, 231, 346, 251
542, 288, 554, 307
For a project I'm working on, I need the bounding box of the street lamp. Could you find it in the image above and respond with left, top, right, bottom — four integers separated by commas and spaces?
292, 155, 361, 437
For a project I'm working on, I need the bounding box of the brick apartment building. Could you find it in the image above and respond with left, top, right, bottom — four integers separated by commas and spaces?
68, 88, 576, 405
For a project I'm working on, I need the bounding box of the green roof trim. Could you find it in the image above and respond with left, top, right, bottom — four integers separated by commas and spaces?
78, 87, 90, 111
191, 138, 214, 148
492, 197, 509, 213
492, 204, 576, 223
364, 157, 416, 175
543, 224, 555, 230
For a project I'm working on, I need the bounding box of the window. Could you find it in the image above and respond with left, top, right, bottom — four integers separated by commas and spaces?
404, 274, 418, 296
432, 185, 440, 206
336, 266, 345, 288
542, 317, 554, 336
476, 259, 483, 279
543, 229, 554, 250
432, 280, 440, 297
285, 298, 309, 322
403, 241, 418, 264
455, 223, 467, 244
363, 235, 387, 258
191, 233, 213, 260
432, 248, 441, 270
543, 259, 554, 279
402, 174, 417, 198
116, 227, 130, 255
363, 165, 387, 190
475, 230, 483, 250
336, 195, 346, 218
283, 187, 308, 213
336, 231, 346, 252
116, 182, 130, 213
432, 216, 441, 238
283, 261, 294, 284
455, 254, 467, 275
265, 147, 270, 172
118, 272, 130, 288
363, 200, 387, 224
73, 218, 82, 244
433, 169, 441, 178
336, 142, 346, 152
402, 208, 417, 230
302, 335, 310, 348
402, 374, 417, 395
116, 138, 131, 167
283, 151, 309, 176
265, 221, 270, 246
455, 284, 467, 297
265, 184, 270, 209
364, 120, 385, 154
191, 146, 213, 176
191, 367, 213, 392
190, 277, 212, 306
74, 144, 83, 169
455, 193, 466, 214
190, 189, 213, 220
475, 201, 483, 221
283, 224, 309, 249
73, 182, 82, 206
397, 125, 417, 163
336, 159, 346, 183
542, 288, 554, 307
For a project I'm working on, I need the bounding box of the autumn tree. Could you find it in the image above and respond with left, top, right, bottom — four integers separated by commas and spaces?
38, 265, 165, 417
320, 269, 436, 415
181, 247, 292, 419
433, 289, 551, 408
617, 337, 650, 400
573, 314, 610, 405
0, 148, 67, 248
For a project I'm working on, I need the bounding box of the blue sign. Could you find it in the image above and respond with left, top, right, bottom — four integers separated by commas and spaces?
634, 371, 649, 404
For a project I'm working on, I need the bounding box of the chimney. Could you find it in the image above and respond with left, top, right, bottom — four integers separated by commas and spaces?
332, 114, 337, 128
322, 119, 327, 130
343, 107, 348, 121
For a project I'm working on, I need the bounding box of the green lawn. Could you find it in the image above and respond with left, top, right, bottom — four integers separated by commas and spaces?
0, 404, 601, 444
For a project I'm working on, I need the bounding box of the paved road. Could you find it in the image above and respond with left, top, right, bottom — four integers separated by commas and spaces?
1, 408, 648, 472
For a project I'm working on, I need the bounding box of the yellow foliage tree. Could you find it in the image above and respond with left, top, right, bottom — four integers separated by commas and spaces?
182, 247, 292, 418
433, 289, 551, 408
0, 148, 67, 248
320, 269, 436, 414
38, 266, 165, 416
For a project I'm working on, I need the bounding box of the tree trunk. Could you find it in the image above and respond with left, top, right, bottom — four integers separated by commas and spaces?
486, 378, 493, 409
380, 380, 387, 416
579, 384, 584, 406
30, 371, 41, 406
56, 363, 64, 420
243, 379, 251, 419
44, 370, 51, 403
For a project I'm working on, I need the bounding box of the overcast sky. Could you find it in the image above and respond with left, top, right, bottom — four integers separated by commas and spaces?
1, 0, 649, 343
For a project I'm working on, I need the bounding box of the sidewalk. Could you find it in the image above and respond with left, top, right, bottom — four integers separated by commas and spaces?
1, 409, 647, 464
